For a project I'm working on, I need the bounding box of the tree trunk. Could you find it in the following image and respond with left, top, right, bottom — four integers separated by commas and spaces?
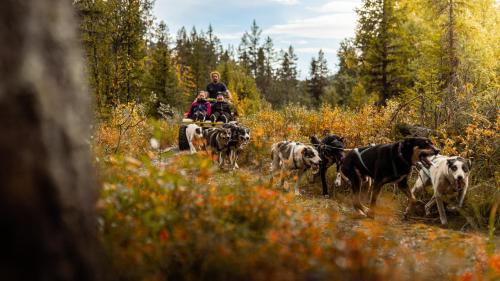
0, 1, 101, 280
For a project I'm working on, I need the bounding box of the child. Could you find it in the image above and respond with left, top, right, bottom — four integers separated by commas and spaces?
210, 93, 234, 123
187, 91, 211, 121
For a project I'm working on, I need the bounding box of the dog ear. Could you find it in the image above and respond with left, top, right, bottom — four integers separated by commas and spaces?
310, 135, 320, 145
447, 158, 455, 167
467, 158, 472, 169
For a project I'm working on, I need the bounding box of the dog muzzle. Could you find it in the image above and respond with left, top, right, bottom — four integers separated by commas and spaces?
419, 153, 433, 168
310, 163, 320, 173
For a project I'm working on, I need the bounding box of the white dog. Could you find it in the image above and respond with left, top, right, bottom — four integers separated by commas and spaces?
411, 155, 472, 224
186, 124, 204, 154
270, 141, 321, 195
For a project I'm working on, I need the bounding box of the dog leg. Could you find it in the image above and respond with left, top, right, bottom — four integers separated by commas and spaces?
411, 175, 424, 201
425, 195, 436, 217
228, 149, 234, 169
187, 135, 196, 154
234, 151, 240, 169
435, 194, 448, 225
270, 149, 281, 173
361, 177, 371, 203
294, 170, 305, 196
217, 152, 224, 167
350, 171, 367, 217
397, 177, 417, 216
458, 183, 468, 208
280, 168, 286, 190
367, 183, 383, 218
320, 164, 329, 197
334, 172, 342, 187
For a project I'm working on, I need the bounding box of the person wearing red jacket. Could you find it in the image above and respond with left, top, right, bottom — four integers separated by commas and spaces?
187, 91, 211, 121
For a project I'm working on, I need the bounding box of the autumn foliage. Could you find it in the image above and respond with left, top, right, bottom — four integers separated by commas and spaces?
94, 101, 499, 281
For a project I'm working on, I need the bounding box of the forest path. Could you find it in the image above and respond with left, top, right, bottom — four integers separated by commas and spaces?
156, 150, 499, 275
210, 166, 499, 274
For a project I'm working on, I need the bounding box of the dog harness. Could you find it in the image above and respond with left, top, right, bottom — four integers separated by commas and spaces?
417, 155, 438, 178
353, 148, 370, 173
291, 143, 300, 169
354, 142, 410, 177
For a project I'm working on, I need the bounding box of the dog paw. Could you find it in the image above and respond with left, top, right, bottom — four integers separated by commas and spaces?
366, 210, 375, 219
353, 209, 368, 219
323, 194, 330, 199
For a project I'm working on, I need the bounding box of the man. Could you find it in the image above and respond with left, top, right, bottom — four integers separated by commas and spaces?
206, 71, 231, 100
210, 93, 234, 123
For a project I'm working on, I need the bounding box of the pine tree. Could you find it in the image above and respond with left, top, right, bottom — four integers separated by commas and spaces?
274, 45, 299, 106
107, 0, 154, 104
146, 21, 179, 114
355, 0, 413, 106
307, 49, 329, 105
239, 20, 262, 77
74, 0, 113, 112
255, 36, 276, 100
330, 38, 361, 106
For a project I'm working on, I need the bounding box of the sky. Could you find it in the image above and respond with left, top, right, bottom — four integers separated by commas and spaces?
153, 0, 362, 79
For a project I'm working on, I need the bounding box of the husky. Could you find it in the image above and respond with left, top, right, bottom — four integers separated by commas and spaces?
270, 141, 322, 195
411, 155, 472, 225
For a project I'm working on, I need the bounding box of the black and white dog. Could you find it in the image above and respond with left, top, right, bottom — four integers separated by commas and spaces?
223, 122, 251, 170
340, 137, 440, 218
310, 134, 345, 197
270, 141, 322, 196
204, 127, 232, 167
411, 155, 472, 225
186, 124, 204, 154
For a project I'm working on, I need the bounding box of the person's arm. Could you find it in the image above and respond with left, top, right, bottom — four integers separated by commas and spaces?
224, 102, 232, 114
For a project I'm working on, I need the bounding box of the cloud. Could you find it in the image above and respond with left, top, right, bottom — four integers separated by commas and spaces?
217, 32, 243, 40
264, 13, 358, 39
270, 0, 300, 5
294, 47, 338, 54
307, 0, 359, 13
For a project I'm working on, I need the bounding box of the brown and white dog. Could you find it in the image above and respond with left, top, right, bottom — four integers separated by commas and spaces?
411, 155, 472, 225
204, 127, 232, 167
340, 137, 440, 218
270, 141, 321, 195
223, 122, 251, 170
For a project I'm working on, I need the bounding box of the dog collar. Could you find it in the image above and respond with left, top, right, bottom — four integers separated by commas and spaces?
397, 142, 410, 166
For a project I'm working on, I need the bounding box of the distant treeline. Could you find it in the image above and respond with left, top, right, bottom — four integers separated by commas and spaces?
74, 0, 499, 126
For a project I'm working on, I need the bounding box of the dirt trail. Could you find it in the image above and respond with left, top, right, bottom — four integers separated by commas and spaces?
212, 166, 499, 269
162, 150, 499, 274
